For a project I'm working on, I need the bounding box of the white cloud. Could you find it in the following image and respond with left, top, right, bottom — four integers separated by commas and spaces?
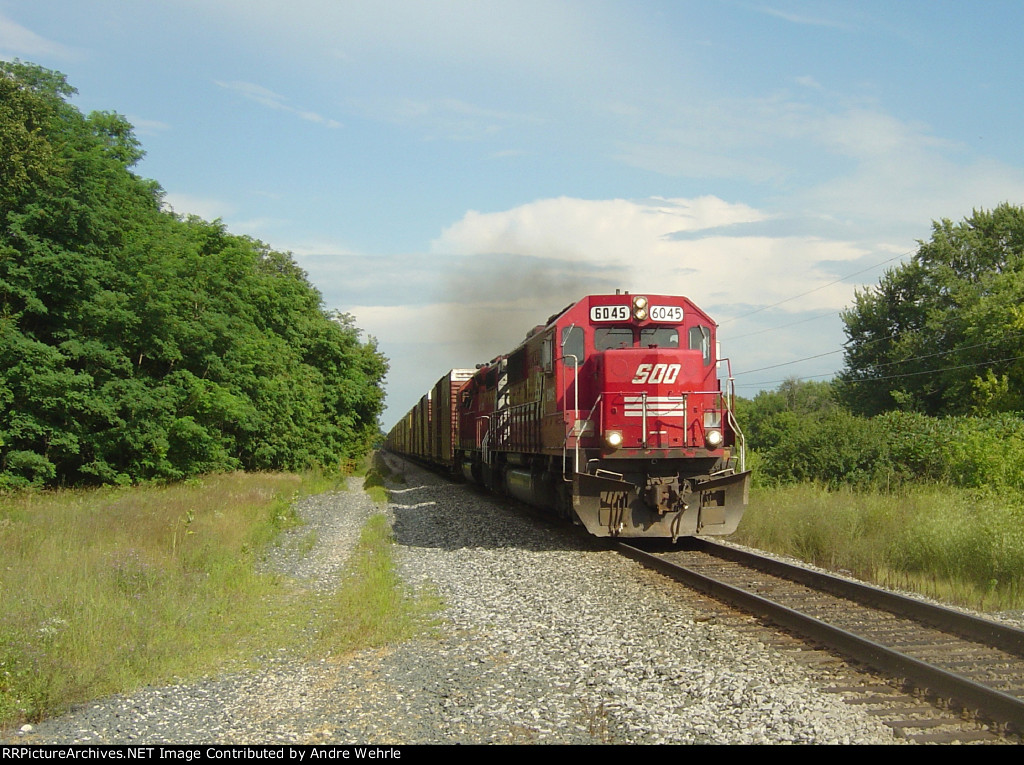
215, 80, 342, 128
430, 195, 866, 319
795, 75, 823, 90
127, 116, 171, 136
286, 238, 362, 259
345, 96, 545, 142
613, 93, 1024, 238
0, 13, 77, 59
797, 148, 1024, 229
433, 196, 768, 260
755, 5, 853, 30
814, 108, 952, 159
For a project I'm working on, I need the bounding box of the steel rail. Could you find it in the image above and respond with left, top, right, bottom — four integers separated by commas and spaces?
618, 541, 1024, 733
693, 538, 1024, 657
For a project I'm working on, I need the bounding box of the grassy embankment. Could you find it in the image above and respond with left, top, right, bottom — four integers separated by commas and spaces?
734, 483, 1024, 612
0, 462, 437, 728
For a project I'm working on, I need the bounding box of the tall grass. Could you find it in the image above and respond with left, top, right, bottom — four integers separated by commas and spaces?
0, 473, 305, 724
733, 483, 1024, 611
0, 469, 437, 728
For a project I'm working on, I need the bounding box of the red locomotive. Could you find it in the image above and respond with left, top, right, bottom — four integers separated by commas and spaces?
386, 292, 749, 540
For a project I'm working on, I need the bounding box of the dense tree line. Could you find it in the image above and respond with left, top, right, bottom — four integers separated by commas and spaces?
741, 202, 1024, 491
837, 203, 1024, 416
0, 61, 387, 489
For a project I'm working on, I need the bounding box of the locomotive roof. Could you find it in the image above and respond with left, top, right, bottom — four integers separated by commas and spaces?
476, 292, 704, 369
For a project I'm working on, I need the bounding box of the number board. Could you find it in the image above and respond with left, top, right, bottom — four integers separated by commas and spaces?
589, 305, 684, 322
589, 305, 630, 322
649, 305, 684, 322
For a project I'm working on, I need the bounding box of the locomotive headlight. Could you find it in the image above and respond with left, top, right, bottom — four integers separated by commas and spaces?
705, 429, 724, 448
632, 295, 648, 321
605, 430, 624, 448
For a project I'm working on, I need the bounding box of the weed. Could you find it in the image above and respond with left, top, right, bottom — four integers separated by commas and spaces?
314, 514, 441, 654
0, 473, 324, 725
0, 471, 443, 729
733, 483, 1024, 611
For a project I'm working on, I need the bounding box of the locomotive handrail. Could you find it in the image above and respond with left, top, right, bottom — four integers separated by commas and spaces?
727, 408, 746, 472
556, 350, 580, 479
481, 400, 544, 457
504, 398, 543, 452
477, 414, 491, 464
565, 394, 605, 480
718, 357, 746, 472
719, 357, 737, 413
560, 406, 590, 481
584, 394, 604, 428
641, 390, 648, 448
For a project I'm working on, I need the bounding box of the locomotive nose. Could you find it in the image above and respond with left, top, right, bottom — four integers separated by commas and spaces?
596, 347, 703, 451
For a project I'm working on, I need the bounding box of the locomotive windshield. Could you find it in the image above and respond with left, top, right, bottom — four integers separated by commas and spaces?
595, 326, 680, 350
640, 327, 679, 348
595, 327, 633, 350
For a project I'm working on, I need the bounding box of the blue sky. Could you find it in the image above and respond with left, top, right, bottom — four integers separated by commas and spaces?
4, 1, 1024, 427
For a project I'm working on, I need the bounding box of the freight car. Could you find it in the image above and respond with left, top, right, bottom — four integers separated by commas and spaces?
385, 292, 749, 540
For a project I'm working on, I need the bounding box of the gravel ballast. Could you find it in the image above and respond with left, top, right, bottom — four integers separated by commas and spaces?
6, 456, 903, 745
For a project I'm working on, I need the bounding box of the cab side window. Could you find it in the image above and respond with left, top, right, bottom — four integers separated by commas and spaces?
561, 326, 585, 367
689, 326, 711, 366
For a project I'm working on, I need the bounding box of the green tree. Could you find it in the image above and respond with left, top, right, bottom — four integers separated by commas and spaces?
837, 204, 1024, 416
0, 62, 388, 488
736, 378, 838, 452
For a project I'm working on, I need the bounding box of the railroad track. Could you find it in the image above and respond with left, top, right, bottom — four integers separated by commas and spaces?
619, 538, 1024, 743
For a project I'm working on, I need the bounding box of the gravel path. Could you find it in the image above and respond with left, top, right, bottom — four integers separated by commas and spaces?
5, 456, 904, 745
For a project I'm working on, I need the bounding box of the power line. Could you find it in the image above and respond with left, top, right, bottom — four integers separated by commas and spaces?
729, 310, 838, 341
852, 329, 1024, 373
736, 348, 845, 376
720, 250, 911, 326
734, 352, 1024, 390
718, 243, 1024, 391
734, 329, 1024, 379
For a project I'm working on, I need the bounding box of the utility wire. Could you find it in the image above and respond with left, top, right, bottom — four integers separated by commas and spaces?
719, 245, 1024, 391
736, 348, 845, 375
734, 329, 1024, 379
720, 250, 911, 326
729, 310, 838, 340
734, 352, 1024, 390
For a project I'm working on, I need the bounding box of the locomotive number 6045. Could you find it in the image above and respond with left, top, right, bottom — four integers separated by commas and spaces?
386, 292, 750, 540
